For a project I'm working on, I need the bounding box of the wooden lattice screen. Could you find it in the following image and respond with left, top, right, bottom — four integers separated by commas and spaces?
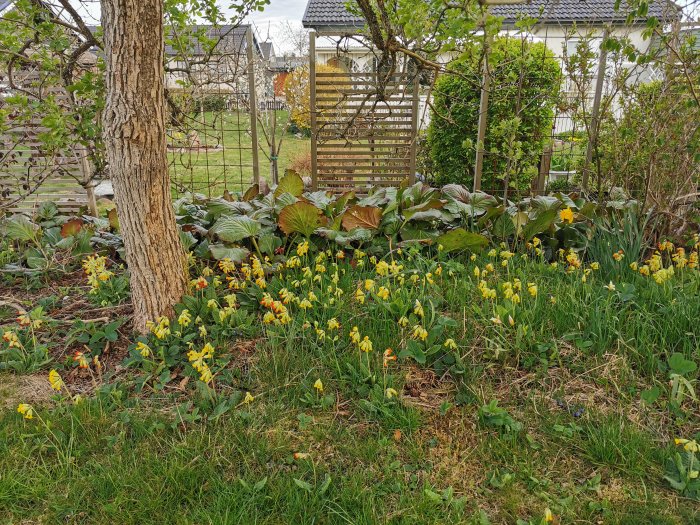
310, 34, 419, 191
0, 69, 88, 214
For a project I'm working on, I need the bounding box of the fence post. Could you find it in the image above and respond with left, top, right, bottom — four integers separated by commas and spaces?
408, 73, 420, 185
582, 28, 609, 192
309, 31, 318, 190
534, 142, 552, 195
246, 27, 260, 185
473, 35, 491, 192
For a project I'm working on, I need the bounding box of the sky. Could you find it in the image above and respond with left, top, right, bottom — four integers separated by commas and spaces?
71, 0, 309, 54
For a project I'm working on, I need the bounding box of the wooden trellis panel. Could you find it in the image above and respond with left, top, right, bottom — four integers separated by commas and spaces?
310, 34, 419, 191
0, 69, 88, 214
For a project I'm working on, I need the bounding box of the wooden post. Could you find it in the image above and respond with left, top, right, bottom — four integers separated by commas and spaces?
79, 146, 98, 216
246, 27, 260, 185
582, 28, 609, 192
534, 142, 553, 195
309, 30, 318, 190
408, 73, 420, 185
473, 36, 491, 192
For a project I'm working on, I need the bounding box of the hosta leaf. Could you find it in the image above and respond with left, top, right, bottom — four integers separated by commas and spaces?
341, 205, 382, 231
436, 228, 488, 253
212, 216, 261, 242
274, 170, 304, 198
278, 202, 327, 237
209, 244, 250, 262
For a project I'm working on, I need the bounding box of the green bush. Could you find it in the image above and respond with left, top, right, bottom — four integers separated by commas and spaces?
427, 37, 560, 193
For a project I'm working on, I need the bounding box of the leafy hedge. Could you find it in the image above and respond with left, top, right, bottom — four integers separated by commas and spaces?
427, 37, 560, 193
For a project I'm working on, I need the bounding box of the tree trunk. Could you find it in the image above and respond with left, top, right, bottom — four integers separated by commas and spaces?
102, 0, 188, 332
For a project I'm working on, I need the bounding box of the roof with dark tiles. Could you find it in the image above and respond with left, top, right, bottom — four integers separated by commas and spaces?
302, 0, 681, 29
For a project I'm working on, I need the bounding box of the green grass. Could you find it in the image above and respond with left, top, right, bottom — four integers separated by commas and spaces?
168, 111, 310, 197
2, 244, 700, 524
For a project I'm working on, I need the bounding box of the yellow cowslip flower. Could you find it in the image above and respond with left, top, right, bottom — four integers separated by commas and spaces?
377, 286, 390, 300
411, 325, 428, 341
178, 309, 193, 326
201, 267, 214, 277
559, 207, 574, 223
359, 336, 373, 353
49, 369, 64, 391
527, 283, 538, 297
316, 328, 326, 341
198, 325, 207, 338
639, 264, 650, 276
364, 279, 375, 291
193, 276, 208, 290
313, 379, 324, 393
327, 318, 340, 330
383, 348, 397, 368
355, 288, 366, 304
17, 403, 34, 419
375, 260, 389, 276
550, 296, 557, 304
511, 294, 521, 304
218, 258, 236, 274
488, 249, 497, 257
308, 291, 318, 302
2, 331, 21, 348
413, 300, 425, 318
613, 250, 625, 262
490, 316, 502, 325
243, 392, 255, 404
398, 316, 409, 328
470, 254, 477, 261
544, 508, 554, 522
485, 263, 494, 272
675, 438, 699, 453
435, 266, 442, 276
263, 311, 276, 324
425, 272, 434, 285
444, 338, 457, 349
297, 241, 309, 257
199, 365, 213, 383
299, 299, 313, 310
315, 263, 326, 274
604, 281, 616, 291
136, 341, 152, 357
349, 326, 361, 344
385, 388, 398, 399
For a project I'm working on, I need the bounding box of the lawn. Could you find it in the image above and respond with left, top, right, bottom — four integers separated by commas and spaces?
168, 110, 310, 196
1, 185, 699, 524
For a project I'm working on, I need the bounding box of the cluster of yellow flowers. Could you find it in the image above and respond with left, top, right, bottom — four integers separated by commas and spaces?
187, 342, 215, 383
82, 254, 114, 292
629, 239, 699, 284
146, 316, 171, 339
261, 293, 292, 325
2, 330, 21, 348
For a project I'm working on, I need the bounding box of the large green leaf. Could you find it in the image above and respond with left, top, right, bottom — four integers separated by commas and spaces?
278, 202, 327, 237
317, 227, 374, 245
436, 228, 488, 253
274, 170, 304, 198
521, 208, 558, 241
212, 215, 262, 242
5, 215, 39, 242
209, 244, 250, 262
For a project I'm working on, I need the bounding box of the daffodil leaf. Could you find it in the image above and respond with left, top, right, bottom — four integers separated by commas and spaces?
436, 228, 488, 253
521, 208, 558, 241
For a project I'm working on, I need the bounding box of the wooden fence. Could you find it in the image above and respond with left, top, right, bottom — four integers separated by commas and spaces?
309, 32, 419, 191
0, 69, 90, 214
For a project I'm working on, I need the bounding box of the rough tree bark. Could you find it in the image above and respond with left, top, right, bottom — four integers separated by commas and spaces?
102, 0, 188, 332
